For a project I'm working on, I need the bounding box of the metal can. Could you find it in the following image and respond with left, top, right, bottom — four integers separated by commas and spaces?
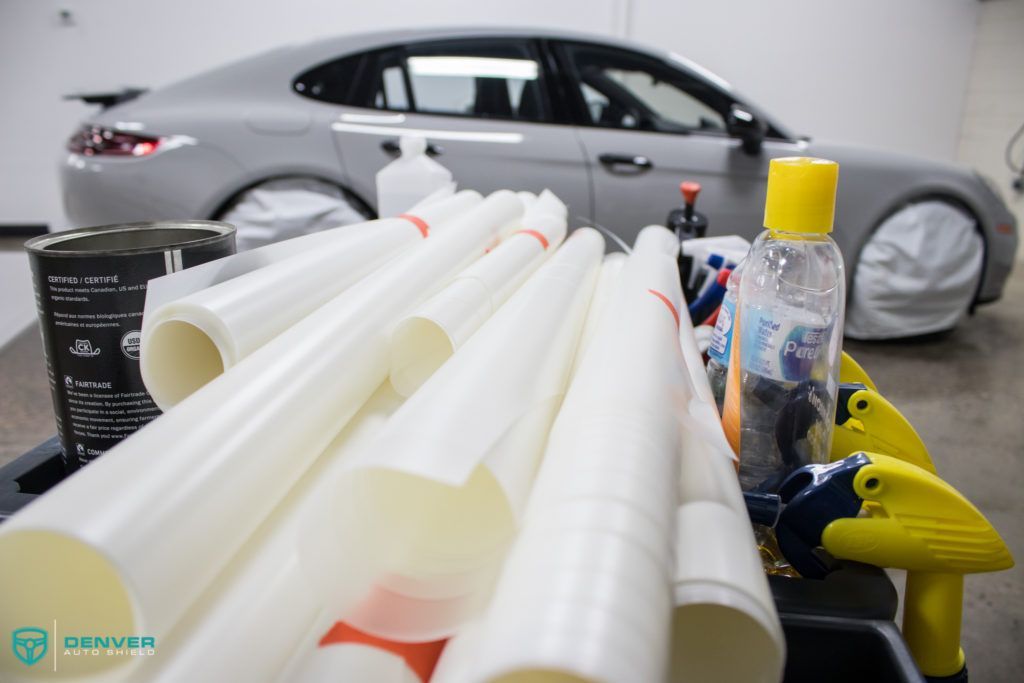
25, 221, 236, 472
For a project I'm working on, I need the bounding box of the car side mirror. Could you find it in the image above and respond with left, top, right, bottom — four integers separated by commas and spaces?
728, 105, 767, 155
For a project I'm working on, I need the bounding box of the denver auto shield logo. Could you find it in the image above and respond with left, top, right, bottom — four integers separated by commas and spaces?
12, 627, 47, 667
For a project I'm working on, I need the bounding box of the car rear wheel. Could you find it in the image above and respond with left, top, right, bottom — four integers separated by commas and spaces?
845, 199, 984, 340
217, 177, 372, 251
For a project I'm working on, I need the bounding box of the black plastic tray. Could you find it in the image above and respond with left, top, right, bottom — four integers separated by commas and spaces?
0, 436, 62, 522
0, 439, 924, 682
782, 613, 924, 683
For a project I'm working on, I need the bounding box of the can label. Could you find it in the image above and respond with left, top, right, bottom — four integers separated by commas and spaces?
32, 257, 164, 468
28, 227, 233, 472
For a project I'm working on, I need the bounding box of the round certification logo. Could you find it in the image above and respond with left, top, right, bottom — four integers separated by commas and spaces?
121, 330, 142, 360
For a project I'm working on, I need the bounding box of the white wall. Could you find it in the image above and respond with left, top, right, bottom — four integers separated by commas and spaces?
628, 0, 979, 159
957, 0, 1024, 259
0, 0, 981, 227
0, 0, 623, 227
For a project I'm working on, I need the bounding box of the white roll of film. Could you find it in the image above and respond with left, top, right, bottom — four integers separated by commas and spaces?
389, 196, 568, 396
142, 190, 482, 408
338, 229, 605, 643
0, 191, 523, 683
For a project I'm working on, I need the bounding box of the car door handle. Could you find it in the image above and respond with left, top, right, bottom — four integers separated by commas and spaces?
598, 153, 653, 170
380, 139, 444, 157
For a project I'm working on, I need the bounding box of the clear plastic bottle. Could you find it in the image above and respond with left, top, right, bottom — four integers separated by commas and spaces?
722, 157, 845, 493
706, 258, 745, 414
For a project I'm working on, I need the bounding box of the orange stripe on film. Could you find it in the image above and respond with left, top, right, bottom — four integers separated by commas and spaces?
648, 289, 680, 328
319, 621, 447, 683
514, 229, 550, 249
398, 214, 430, 238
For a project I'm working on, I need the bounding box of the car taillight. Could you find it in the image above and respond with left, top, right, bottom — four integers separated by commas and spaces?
67, 125, 162, 157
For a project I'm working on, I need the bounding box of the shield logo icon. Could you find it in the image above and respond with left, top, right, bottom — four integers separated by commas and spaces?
12, 627, 48, 666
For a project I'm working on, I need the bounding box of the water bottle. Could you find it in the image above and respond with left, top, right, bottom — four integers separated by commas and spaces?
706, 258, 744, 414
722, 157, 845, 493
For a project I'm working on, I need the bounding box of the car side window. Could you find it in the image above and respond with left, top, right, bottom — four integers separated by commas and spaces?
364, 40, 550, 122
561, 42, 729, 134
293, 52, 366, 105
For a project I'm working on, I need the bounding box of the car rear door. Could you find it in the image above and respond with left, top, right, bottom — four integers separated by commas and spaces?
323, 38, 591, 220
553, 40, 802, 245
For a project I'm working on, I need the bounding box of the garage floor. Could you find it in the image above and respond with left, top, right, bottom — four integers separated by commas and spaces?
0, 237, 1021, 681
844, 269, 1024, 682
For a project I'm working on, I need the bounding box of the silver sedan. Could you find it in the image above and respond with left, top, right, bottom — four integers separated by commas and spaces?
60, 27, 1017, 338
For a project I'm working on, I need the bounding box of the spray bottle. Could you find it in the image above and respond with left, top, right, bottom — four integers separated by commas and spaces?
667, 181, 709, 299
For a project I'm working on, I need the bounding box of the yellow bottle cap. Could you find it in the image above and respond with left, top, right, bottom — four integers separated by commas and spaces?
763, 157, 839, 233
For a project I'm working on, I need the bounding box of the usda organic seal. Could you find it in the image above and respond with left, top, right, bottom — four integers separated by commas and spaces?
120, 330, 142, 360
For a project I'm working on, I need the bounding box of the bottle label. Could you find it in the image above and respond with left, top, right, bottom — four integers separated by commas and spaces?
707, 297, 736, 363
741, 310, 831, 383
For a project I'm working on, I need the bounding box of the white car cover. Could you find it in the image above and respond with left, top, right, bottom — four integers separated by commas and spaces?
223, 177, 369, 250
845, 201, 983, 339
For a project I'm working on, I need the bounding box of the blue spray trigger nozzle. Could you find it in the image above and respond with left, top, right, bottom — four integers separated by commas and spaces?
741, 453, 871, 579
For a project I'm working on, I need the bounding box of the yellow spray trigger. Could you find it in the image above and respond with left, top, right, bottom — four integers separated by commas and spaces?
821, 452, 1014, 677
839, 351, 877, 391
831, 385, 936, 473
822, 454, 1012, 573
